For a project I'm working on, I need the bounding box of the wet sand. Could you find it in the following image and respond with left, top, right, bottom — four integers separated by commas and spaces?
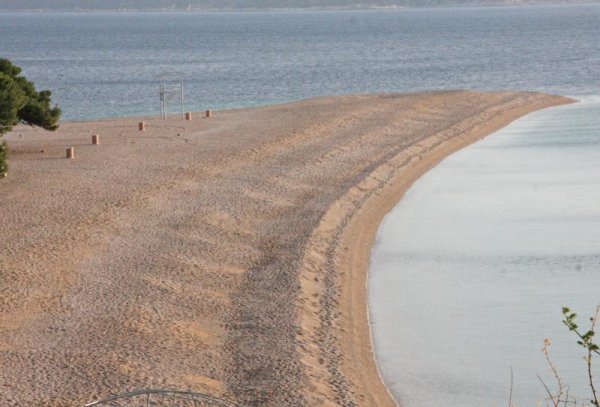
0, 91, 572, 406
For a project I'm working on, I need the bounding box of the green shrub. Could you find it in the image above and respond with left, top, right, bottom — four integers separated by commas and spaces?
0, 140, 7, 177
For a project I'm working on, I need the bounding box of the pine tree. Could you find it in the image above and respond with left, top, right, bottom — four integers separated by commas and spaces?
0, 58, 61, 177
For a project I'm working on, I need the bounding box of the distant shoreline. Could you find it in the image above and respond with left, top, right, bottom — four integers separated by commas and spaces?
1, 2, 598, 13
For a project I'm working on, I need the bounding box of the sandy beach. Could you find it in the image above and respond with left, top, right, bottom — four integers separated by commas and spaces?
0, 91, 572, 406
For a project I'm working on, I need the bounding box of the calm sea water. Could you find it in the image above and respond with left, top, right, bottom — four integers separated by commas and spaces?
0, 5, 599, 120
2, 6, 600, 406
370, 98, 600, 406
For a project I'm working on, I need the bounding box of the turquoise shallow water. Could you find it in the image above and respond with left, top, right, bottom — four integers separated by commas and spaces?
369, 98, 600, 406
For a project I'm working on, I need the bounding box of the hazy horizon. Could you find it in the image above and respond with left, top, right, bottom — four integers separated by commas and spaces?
0, 0, 594, 11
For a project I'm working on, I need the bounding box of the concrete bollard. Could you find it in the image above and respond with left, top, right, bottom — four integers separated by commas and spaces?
66, 147, 75, 159
205, 109, 212, 118
139, 122, 145, 131
92, 134, 100, 145
185, 112, 192, 121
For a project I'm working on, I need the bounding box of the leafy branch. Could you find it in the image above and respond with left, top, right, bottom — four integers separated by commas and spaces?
562, 305, 600, 406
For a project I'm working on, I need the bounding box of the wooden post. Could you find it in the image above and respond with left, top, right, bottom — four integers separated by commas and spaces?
66, 147, 75, 159
185, 112, 192, 121
205, 109, 212, 118
92, 134, 100, 145
139, 122, 145, 131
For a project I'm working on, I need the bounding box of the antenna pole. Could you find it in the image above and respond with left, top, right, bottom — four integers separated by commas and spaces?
163, 83, 167, 119
181, 82, 185, 119
159, 82, 166, 119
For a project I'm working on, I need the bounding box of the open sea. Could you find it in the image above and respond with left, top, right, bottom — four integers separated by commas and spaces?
1, 5, 599, 406
0, 5, 599, 120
